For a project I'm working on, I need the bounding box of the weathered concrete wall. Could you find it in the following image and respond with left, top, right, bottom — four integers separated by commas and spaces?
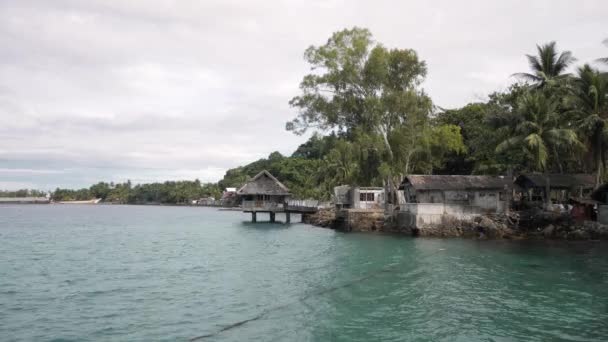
396, 203, 504, 233
336, 209, 384, 232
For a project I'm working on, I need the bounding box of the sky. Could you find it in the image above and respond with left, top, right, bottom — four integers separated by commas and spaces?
1, 0, 607, 190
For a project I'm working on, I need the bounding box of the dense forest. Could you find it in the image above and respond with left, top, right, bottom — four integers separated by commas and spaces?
7, 28, 608, 203
219, 28, 608, 199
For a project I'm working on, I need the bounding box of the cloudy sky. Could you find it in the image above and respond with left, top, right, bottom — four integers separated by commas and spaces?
1, 0, 607, 190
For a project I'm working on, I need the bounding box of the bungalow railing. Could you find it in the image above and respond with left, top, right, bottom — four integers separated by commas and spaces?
286, 199, 318, 212
241, 200, 284, 210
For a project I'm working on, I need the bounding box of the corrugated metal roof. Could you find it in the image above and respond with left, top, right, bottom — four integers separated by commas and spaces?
400, 175, 509, 191
237, 170, 290, 196
515, 174, 595, 189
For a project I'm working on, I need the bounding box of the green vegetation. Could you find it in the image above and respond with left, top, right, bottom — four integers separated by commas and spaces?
51, 180, 221, 204
8, 30, 608, 202
0, 189, 46, 198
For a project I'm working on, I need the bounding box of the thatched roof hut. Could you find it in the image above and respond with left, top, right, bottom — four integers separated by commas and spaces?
237, 170, 290, 196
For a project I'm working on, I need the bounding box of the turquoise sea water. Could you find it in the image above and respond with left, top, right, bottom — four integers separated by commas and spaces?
1, 205, 607, 341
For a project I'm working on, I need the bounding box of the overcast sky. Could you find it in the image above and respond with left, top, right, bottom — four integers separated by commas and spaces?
1, 0, 607, 190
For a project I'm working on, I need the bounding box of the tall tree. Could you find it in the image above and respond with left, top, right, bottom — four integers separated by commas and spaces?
598, 38, 608, 65
571, 64, 608, 185
495, 92, 583, 204
286, 27, 431, 160
513, 41, 576, 87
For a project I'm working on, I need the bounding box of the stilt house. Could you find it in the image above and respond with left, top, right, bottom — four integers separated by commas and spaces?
237, 170, 291, 211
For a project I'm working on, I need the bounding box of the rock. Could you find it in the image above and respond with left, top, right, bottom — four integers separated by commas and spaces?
542, 224, 555, 238
567, 229, 590, 240
478, 217, 497, 231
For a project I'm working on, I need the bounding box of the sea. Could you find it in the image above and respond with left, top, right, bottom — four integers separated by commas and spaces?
1, 205, 607, 341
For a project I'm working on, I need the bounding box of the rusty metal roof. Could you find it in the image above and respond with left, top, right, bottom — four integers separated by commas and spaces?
399, 175, 510, 191
237, 170, 290, 196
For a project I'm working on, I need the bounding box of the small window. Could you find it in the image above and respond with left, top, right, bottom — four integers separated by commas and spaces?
360, 192, 375, 202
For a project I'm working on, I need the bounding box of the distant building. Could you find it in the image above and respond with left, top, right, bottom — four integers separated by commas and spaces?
334, 185, 385, 210
196, 196, 217, 206
0, 197, 50, 204
220, 187, 239, 207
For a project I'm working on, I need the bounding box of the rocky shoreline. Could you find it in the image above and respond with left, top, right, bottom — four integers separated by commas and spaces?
302, 208, 608, 240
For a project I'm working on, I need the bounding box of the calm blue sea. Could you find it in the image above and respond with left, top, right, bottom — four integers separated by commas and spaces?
1, 205, 607, 341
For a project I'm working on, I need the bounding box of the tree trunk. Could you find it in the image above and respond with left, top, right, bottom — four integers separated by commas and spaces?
544, 169, 551, 210
553, 147, 563, 174
596, 130, 603, 188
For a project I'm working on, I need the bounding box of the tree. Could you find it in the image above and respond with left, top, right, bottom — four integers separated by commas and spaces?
598, 38, 608, 65
513, 41, 576, 88
286, 27, 431, 160
570, 64, 608, 185
495, 92, 583, 204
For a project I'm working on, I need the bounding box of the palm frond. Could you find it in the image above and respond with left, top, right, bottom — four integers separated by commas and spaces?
524, 133, 548, 170
512, 72, 541, 82
495, 136, 524, 153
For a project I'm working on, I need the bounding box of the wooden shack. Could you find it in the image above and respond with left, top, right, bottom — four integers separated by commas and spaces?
400, 175, 510, 212
237, 170, 291, 222
514, 173, 595, 204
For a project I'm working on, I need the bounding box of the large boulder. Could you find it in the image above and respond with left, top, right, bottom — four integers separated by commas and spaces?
542, 224, 555, 238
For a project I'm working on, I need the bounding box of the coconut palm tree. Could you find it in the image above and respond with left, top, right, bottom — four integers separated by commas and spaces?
496, 92, 583, 205
571, 64, 608, 186
597, 38, 608, 65
514, 41, 576, 87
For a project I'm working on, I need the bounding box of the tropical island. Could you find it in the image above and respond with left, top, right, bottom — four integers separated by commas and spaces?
4, 28, 608, 239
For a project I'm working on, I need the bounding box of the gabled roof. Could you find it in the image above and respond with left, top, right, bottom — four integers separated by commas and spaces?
399, 175, 509, 191
514, 174, 595, 190
237, 170, 290, 196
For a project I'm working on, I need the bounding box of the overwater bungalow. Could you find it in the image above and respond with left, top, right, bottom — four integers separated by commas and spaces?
237, 170, 291, 222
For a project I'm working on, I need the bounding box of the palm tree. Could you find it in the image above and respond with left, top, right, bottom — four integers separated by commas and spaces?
496, 92, 583, 205
597, 38, 608, 65
514, 41, 576, 87
571, 64, 608, 186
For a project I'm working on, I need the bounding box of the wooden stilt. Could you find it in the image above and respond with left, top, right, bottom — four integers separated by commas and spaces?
252, 212, 257, 223
286, 212, 291, 223
270, 212, 275, 223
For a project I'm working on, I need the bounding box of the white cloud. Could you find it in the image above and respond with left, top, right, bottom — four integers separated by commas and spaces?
0, 0, 607, 189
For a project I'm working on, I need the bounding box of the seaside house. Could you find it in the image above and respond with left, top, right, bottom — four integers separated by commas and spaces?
398, 175, 510, 231
220, 187, 239, 207
333, 185, 385, 210
513, 173, 595, 205
237, 170, 291, 222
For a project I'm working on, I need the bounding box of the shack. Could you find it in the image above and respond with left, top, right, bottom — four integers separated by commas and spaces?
591, 184, 608, 224
333, 185, 384, 210
514, 173, 595, 204
397, 175, 510, 232
237, 170, 291, 222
